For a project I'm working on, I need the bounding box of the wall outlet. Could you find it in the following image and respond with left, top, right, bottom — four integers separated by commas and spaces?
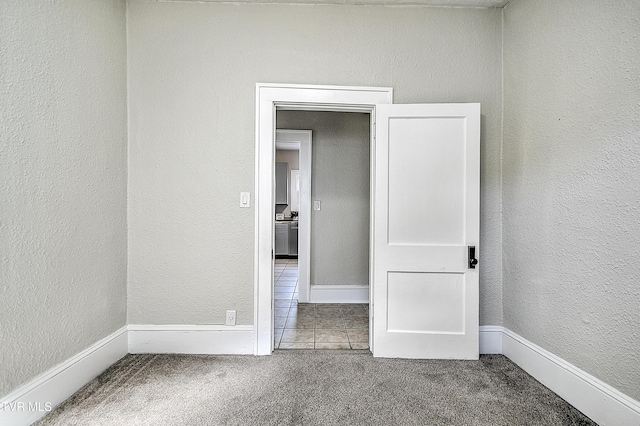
225, 310, 236, 326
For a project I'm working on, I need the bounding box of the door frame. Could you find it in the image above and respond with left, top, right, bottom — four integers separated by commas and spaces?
275, 129, 312, 303
254, 83, 393, 355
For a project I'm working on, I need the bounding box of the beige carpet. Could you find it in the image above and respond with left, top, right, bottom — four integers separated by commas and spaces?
37, 352, 595, 425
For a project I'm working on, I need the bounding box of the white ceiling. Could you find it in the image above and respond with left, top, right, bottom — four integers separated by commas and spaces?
170, 0, 510, 7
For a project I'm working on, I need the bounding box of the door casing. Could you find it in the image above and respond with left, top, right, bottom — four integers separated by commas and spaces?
254, 83, 393, 355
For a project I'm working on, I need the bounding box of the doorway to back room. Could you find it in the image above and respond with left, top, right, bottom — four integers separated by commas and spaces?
273, 110, 371, 350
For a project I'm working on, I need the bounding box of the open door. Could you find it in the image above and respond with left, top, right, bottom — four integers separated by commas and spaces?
372, 103, 480, 359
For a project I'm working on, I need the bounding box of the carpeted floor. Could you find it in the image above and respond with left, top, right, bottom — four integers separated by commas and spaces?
36, 351, 595, 425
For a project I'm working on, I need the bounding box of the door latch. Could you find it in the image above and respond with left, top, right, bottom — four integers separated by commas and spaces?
468, 246, 478, 269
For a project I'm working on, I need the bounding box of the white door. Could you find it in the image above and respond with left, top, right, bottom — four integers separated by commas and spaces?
372, 103, 480, 359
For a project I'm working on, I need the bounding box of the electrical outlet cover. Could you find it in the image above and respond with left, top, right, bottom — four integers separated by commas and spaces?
225, 310, 236, 326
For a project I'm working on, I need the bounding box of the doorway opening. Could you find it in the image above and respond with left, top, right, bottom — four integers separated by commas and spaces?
254, 83, 393, 355
274, 111, 371, 350
274, 129, 311, 302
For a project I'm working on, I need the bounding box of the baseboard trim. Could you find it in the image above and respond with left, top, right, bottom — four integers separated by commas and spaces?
479, 325, 503, 354
0, 326, 128, 426
502, 328, 640, 426
4, 324, 638, 426
309, 285, 369, 303
128, 324, 254, 355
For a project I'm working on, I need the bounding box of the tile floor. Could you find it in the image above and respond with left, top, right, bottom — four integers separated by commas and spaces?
274, 258, 370, 350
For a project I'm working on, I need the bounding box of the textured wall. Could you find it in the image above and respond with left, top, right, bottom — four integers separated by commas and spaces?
503, 0, 640, 401
278, 111, 371, 287
127, 0, 503, 325
0, 0, 127, 396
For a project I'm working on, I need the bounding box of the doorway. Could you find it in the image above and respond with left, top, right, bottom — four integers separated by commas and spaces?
274, 111, 371, 350
254, 84, 393, 355
274, 129, 311, 302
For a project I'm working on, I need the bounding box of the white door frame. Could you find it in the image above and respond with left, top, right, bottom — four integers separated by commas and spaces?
275, 129, 311, 303
254, 83, 393, 355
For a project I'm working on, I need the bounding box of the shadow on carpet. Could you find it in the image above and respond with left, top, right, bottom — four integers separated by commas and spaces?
37, 352, 595, 425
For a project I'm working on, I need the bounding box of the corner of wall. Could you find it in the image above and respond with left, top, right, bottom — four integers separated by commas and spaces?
498, 2, 505, 329
125, 0, 132, 326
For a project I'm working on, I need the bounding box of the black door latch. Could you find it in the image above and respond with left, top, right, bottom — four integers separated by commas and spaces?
468, 246, 478, 269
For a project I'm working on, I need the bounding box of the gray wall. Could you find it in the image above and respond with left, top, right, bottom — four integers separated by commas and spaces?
0, 0, 128, 396
127, 0, 503, 326
278, 111, 371, 287
503, 0, 640, 401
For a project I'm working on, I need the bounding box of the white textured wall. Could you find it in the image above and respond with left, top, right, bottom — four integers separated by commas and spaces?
278, 111, 371, 287
0, 0, 127, 396
127, 0, 503, 325
503, 0, 640, 401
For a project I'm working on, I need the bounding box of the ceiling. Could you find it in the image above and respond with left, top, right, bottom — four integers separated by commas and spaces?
170, 0, 510, 7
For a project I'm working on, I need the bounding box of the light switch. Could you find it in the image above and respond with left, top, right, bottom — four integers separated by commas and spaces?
313, 200, 321, 211
240, 192, 250, 208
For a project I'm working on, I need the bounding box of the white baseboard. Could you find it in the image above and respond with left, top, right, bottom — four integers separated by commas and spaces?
128, 325, 254, 355
309, 285, 369, 304
503, 328, 640, 426
4, 323, 638, 426
0, 326, 128, 426
479, 325, 503, 354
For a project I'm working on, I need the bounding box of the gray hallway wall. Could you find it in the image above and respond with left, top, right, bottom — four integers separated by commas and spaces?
278, 111, 371, 288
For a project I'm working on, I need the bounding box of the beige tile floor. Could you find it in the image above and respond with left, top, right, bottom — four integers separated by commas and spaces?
274, 258, 370, 350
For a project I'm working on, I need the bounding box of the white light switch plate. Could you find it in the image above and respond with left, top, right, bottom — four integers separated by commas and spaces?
314, 200, 321, 211
240, 192, 250, 208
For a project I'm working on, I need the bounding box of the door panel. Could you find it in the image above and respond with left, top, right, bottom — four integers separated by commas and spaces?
388, 117, 465, 246
373, 103, 480, 359
387, 272, 465, 333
